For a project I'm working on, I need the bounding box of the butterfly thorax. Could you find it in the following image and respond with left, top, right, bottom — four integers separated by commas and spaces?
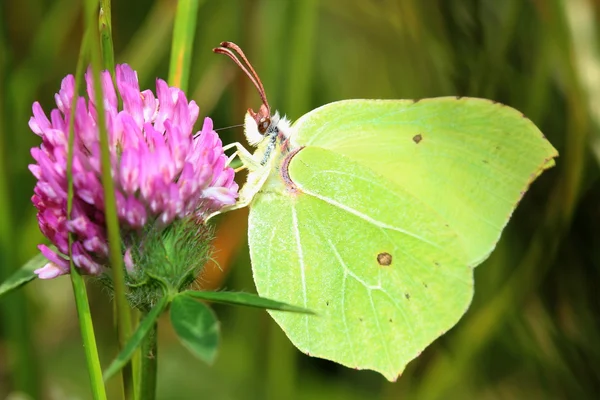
236, 111, 297, 206
244, 111, 293, 166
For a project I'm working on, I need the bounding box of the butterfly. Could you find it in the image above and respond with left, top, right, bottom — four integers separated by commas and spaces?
213, 41, 557, 380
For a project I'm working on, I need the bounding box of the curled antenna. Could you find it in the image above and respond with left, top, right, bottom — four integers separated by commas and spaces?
213, 41, 272, 134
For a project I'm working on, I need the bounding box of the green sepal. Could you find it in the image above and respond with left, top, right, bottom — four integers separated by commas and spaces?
113, 218, 213, 311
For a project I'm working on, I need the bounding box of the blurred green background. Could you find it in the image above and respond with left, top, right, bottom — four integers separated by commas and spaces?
1, 0, 599, 398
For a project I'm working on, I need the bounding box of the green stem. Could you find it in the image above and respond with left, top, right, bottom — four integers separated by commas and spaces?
138, 320, 158, 400
70, 267, 108, 399
168, 0, 200, 91
99, 0, 139, 392
82, 0, 134, 399
66, 29, 107, 400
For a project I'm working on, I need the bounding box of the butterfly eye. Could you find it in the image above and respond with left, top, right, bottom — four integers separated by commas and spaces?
259, 117, 271, 135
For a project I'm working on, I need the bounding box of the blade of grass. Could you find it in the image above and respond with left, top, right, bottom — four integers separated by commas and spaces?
99, 0, 140, 393
67, 28, 107, 400
70, 267, 108, 399
0, 251, 46, 297
182, 290, 314, 313
103, 296, 168, 382
100, 0, 140, 392
99, 0, 116, 74
82, 0, 134, 398
168, 0, 202, 91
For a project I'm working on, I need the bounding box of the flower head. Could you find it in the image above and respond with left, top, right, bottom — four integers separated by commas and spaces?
30, 64, 238, 279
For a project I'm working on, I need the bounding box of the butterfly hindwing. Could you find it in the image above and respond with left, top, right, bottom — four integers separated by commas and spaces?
250, 145, 472, 380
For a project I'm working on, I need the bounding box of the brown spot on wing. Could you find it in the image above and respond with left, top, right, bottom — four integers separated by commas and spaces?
413, 134, 422, 144
377, 252, 392, 266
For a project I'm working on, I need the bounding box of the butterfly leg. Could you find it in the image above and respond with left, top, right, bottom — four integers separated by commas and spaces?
206, 201, 248, 221
205, 167, 266, 220
223, 142, 262, 172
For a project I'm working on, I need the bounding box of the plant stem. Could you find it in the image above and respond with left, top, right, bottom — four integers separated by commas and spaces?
66, 29, 107, 400
70, 266, 108, 399
83, 0, 134, 398
138, 319, 158, 400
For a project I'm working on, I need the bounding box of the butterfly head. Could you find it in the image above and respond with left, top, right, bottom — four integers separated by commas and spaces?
248, 103, 271, 134
214, 41, 280, 148
244, 107, 281, 147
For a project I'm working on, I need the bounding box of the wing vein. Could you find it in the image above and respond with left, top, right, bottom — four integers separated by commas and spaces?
291, 204, 310, 344
323, 229, 410, 366
300, 188, 443, 250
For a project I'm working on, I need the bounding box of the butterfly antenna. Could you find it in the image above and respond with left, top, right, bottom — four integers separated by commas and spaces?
219, 42, 266, 98
213, 42, 270, 114
215, 123, 244, 132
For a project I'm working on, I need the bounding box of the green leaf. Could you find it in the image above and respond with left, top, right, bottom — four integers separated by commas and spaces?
103, 296, 168, 382
182, 290, 314, 314
170, 294, 219, 365
0, 251, 46, 297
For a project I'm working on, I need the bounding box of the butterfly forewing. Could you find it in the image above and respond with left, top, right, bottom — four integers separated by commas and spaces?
291, 98, 558, 266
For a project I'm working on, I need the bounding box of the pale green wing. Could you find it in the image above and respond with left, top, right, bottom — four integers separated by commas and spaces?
291, 98, 558, 266
249, 97, 557, 380
249, 146, 473, 381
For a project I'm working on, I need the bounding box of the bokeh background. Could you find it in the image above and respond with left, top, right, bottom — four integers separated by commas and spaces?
1, 0, 599, 399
